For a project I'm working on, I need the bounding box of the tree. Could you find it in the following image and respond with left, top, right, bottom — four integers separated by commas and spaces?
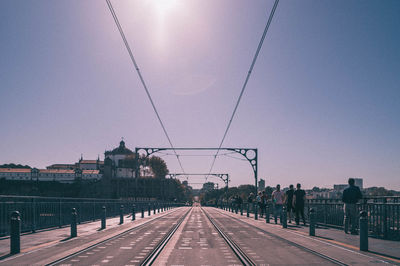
0, 163, 31, 169
148, 156, 169, 178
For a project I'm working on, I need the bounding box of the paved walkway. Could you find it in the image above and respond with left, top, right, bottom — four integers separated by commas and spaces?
0, 209, 168, 259
222, 208, 400, 264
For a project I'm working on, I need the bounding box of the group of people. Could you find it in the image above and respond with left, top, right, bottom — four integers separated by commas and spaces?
230, 178, 363, 234
271, 183, 306, 226
244, 183, 307, 226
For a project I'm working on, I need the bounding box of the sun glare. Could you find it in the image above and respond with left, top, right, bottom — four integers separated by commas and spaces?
151, 0, 178, 14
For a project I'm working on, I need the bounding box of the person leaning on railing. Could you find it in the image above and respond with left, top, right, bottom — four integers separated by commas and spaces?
342, 178, 363, 235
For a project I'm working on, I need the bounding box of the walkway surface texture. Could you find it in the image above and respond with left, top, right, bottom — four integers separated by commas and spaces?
0, 206, 398, 265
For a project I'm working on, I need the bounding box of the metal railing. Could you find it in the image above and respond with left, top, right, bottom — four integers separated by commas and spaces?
306, 197, 400, 240
215, 196, 400, 240
0, 195, 181, 237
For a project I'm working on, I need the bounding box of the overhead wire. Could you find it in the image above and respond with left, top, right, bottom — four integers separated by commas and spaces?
105, 0, 186, 174
206, 0, 280, 177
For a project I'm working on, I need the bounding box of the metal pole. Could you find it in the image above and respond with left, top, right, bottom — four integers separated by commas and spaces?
132, 204, 136, 221
254, 202, 258, 220
10, 211, 21, 254
360, 211, 368, 251
247, 203, 250, 217
148, 203, 151, 216
119, 205, 124, 224
31, 198, 36, 233
101, 206, 106, 229
141, 205, 144, 218
254, 149, 258, 220
265, 204, 270, 223
71, 208, 77, 238
282, 206, 287, 228
309, 208, 315, 236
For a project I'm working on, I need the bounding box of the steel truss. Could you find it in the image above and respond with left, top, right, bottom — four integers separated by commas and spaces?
135, 147, 258, 194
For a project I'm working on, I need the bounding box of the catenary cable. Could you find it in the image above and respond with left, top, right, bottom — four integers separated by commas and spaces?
206, 0, 279, 177
106, 0, 186, 174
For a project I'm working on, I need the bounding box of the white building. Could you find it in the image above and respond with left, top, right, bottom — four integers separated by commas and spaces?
0, 168, 101, 183
104, 140, 141, 178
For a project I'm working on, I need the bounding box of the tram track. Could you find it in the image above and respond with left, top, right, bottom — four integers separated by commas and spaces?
203, 208, 256, 266
141, 208, 191, 266
203, 207, 349, 266
43, 207, 191, 266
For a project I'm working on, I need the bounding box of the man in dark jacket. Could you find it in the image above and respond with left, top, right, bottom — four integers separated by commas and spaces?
342, 178, 363, 234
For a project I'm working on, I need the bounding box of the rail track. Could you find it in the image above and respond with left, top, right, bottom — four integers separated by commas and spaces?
203, 207, 349, 266
45, 207, 191, 266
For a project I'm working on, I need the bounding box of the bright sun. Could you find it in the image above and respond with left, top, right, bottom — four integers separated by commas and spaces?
151, 0, 178, 14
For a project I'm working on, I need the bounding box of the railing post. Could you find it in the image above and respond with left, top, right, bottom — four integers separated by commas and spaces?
59, 199, 62, 228
360, 211, 368, 251
71, 208, 77, 238
383, 198, 388, 239
141, 205, 144, 218
119, 205, 124, 224
309, 208, 316, 236
265, 204, 270, 223
101, 206, 106, 229
132, 204, 136, 221
282, 206, 287, 228
247, 203, 250, 217
240, 204, 243, 215
31, 198, 36, 233
153, 203, 156, 215
10, 211, 21, 254
158, 204, 160, 213
148, 203, 151, 216
93, 201, 96, 222
254, 203, 258, 220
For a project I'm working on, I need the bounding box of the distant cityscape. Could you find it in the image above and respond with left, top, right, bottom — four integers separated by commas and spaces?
1, 140, 399, 198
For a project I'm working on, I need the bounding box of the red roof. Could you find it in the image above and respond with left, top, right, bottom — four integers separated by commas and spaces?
0, 168, 31, 173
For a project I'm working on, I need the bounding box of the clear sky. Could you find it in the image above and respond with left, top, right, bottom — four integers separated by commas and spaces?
1, 0, 399, 190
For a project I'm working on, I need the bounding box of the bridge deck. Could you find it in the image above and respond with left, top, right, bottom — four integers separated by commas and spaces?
0, 206, 398, 265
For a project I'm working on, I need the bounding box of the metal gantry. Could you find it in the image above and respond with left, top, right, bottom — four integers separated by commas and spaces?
135, 147, 258, 195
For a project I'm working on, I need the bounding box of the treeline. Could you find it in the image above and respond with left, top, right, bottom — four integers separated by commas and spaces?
0, 163, 31, 169
200, 185, 257, 205
0, 178, 193, 202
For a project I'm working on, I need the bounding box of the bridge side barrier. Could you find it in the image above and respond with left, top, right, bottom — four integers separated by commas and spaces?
306, 197, 400, 240
0, 195, 176, 237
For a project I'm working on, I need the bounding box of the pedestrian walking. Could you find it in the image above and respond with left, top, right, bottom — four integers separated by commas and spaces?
256, 192, 262, 217
259, 191, 266, 218
285, 184, 295, 223
293, 183, 306, 226
237, 194, 243, 211
342, 178, 363, 234
272, 184, 285, 224
247, 192, 254, 212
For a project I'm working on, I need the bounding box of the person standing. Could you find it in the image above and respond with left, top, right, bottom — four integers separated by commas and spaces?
293, 183, 306, 226
272, 184, 285, 224
342, 178, 363, 234
285, 184, 295, 223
